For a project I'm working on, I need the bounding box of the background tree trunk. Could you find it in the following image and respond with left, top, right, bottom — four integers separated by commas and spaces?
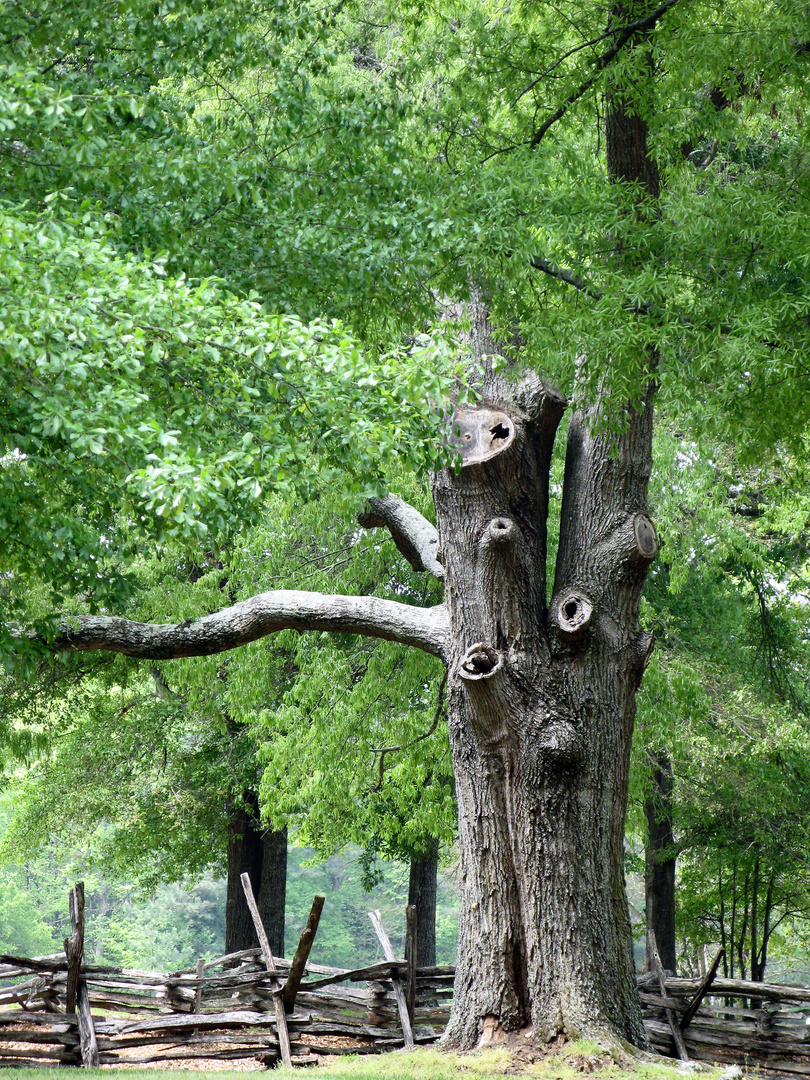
408, 840, 439, 967
644, 751, 677, 974
225, 794, 287, 956
259, 824, 288, 958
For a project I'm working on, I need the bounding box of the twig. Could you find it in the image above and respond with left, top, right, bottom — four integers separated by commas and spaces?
371, 671, 447, 789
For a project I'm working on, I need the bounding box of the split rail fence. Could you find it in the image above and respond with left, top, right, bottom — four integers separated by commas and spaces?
641, 932, 810, 1077
3, 890, 810, 1074
0, 879, 452, 1068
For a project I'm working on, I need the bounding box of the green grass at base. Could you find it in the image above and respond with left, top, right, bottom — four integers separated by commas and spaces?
0, 1044, 743, 1080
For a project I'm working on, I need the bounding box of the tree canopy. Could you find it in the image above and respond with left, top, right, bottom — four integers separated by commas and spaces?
2, 0, 810, 1049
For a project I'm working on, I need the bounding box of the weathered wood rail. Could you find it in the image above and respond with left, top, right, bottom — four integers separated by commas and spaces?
641, 969, 810, 1077
0, 950, 453, 1066
0, 878, 455, 1067
3, 887, 808, 1073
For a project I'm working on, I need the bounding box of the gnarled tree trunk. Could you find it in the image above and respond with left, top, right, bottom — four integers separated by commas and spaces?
433, 374, 654, 1048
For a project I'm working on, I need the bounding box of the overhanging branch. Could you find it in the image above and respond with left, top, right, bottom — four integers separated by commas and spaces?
32, 591, 450, 661
357, 494, 445, 580
529, 254, 660, 316
529, 256, 604, 303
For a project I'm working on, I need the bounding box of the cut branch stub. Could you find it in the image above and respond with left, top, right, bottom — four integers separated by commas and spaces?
459, 643, 504, 681
487, 517, 516, 545
633, 513, 658, 561
448, 408, 515, 466
627, 630, 655, 688
554, 591, 593, 640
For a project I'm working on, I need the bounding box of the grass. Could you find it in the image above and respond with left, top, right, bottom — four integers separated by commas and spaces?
0, 1042, 743, 1080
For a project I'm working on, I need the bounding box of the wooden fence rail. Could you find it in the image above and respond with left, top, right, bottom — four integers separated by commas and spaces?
641, 969, 810, 1077
4, 886, 810, 1074
0, 956, 451, 1067
0, 882, 453, 1068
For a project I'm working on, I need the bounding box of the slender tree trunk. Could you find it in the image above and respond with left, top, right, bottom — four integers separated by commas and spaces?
729, 864, 737, 979
259, 824, 288, 958
750, 855, 760, 983
225, 794, 287, 956
644, 752, 677, 974
718, 867, 728, 978
752, 870, 775, 983
738, 869, 749, 981
408, 840, 439, 967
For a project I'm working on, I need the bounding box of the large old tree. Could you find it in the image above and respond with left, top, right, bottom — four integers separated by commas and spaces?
3, 0, 809, 1052
38, 368, 655, 1045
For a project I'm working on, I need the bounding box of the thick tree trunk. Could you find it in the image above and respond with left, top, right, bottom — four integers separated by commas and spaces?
644, 752, 677, 974
226, 796, 287, 956
408, 840, 439, 967
259, 824, 288, 958
435, 7, 660, 1043
433, 374, 654, 1048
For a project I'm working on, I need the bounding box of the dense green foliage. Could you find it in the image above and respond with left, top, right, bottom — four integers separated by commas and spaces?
1, 0, 463, 642
0, 200, 454, 635
2, 0, 810, 986
632, 428, 810, 976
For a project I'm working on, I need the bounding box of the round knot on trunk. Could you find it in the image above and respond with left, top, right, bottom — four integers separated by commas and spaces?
459, 643, 504, 681
487, 517, 516, 545
633, 513, 658, 560
554, 590, 593, 640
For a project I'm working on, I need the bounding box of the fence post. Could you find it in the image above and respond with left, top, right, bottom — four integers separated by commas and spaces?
368, 909, 415, 1050
283, 895, 325, 1013
63, 883, 99, 1067
240, 872, 293, 1067
648, 929, 689, 1062
405, 905, 417, 1025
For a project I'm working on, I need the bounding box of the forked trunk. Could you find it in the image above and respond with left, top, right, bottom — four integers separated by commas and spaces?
434, 0, 662, 1046
434, 374, 655, 1047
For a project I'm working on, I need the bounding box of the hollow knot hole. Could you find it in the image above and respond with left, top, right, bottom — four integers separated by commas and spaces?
490, 422, 511, 442
464, 651, 495, 675
459, 643, 503, 682
555, 591, 593, 638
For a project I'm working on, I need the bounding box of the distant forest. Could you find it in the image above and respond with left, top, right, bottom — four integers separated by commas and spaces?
0, 840, 460, 972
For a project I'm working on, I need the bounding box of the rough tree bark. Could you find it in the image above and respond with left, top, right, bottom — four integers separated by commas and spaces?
644, 752, 677, 975
432, 371, 654, 1048
408, 839, 439, 968
226, 795, 287, 956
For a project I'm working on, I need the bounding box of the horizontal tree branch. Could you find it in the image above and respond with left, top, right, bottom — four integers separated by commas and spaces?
529, 254, 660, 316
31, 592, 450, 661
357, 494, 445, 580
529, 255, 605, 303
